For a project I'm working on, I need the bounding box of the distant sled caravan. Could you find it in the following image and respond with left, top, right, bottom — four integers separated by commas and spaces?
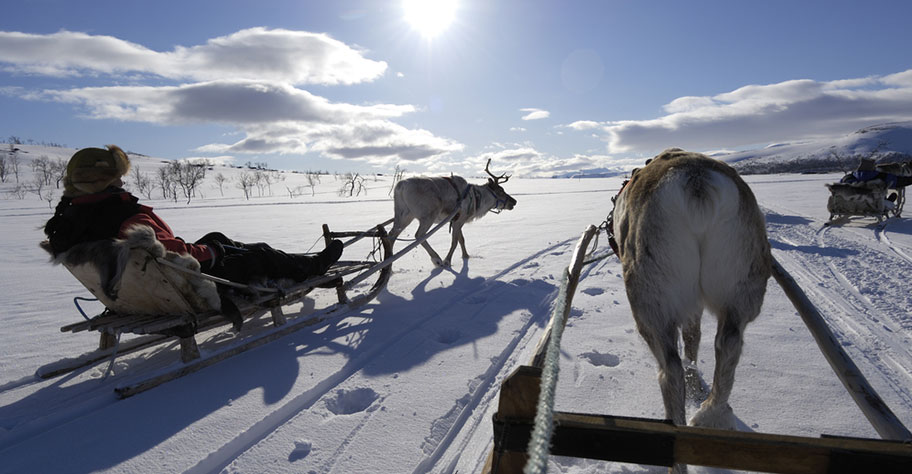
611, 149, 772, 471
388, 159, 516, 267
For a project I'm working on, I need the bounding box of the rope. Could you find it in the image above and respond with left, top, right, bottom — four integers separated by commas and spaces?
524, 268, 572, 473
74, 296, 98, 321
522, 225, 599, 473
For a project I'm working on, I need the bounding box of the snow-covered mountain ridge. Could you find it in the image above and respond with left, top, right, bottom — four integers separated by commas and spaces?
720, 122, 912, 174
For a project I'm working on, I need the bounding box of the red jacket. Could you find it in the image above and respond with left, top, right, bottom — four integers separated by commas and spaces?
120, 206, 215, 265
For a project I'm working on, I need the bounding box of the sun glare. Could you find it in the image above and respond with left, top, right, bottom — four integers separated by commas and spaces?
403, 0, 457, 39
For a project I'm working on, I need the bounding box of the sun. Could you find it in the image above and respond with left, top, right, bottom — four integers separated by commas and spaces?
402, 0, 457, 39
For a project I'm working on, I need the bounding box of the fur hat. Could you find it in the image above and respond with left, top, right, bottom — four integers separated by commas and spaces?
64, 145, 131, 196
857, 158, 877, 172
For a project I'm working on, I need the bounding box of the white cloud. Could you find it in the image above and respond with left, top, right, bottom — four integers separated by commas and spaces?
520, 108, 550, 121
564, 120, 600, 131
563, 69, 912, 155
0, 28, 387, 85
197, 119, 463, 167
43, 80, 414, 125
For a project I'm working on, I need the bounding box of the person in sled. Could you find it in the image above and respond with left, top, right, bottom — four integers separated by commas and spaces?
43, 145, 344, 285
841, 158, 912, 188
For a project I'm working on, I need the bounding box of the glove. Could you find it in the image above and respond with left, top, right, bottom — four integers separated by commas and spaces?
202, 241, 247, 274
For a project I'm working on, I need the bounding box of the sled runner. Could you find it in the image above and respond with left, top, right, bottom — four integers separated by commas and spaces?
38, 220, 395, 397
826, 177, 905, 224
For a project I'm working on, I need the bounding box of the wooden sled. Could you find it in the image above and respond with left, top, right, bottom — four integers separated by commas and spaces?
39, 221, 394, 397
826, 180, 905, 223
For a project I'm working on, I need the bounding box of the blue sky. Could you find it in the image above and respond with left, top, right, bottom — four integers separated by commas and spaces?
2, 0, 911, 176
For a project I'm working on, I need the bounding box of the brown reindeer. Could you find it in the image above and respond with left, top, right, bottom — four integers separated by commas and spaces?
388, 160, 516, 267
612, 149, 772, 472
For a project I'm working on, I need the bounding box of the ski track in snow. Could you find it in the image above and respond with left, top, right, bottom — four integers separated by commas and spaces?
765, 206, 912, 411
190, 237, 576, 473
876, 221, 912, 265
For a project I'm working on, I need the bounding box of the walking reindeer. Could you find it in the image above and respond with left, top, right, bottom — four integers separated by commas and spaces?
388, 159, 517, 267
611, 149, 771, 470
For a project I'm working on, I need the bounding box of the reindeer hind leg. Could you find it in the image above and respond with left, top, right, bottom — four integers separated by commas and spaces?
414, 219, 444, 266
636, 317, 687, 426
682, 310, 707, 401
690, 311, 746, 429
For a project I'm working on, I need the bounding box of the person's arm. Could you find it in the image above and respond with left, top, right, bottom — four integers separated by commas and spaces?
120, 212, 216, 264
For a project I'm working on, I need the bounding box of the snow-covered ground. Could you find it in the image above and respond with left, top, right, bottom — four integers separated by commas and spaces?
1, 147, 911, 473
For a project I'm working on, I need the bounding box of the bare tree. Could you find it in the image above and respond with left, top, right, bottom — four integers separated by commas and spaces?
0, 153, 6, 183
131, 166, 156, 199
156, 166, 173, 200
339, 172, 366, 197
263, 169, 284, 195
8, 184, 28, 199
51, 157, 67, 188
213, 172, 228, 197
167, 161, 207, 204
31, 155, 54, 187
253, 170, 267, 196
285, 185, 307, 198
9, 150, 20, 183
237, 171, 255, 200
306, 171, 321, 196
389, 165, 406, 197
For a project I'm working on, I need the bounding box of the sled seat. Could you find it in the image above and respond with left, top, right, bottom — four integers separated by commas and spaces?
47, 226, 223, 362
826, 180, 895, 221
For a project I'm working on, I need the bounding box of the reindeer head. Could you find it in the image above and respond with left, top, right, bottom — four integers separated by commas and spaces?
484, 159, 517, 211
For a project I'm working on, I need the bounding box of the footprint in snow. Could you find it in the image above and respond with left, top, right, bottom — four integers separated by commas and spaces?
436, 328, 462, 345
288, 439, 312, 462
580, 350, 621, 368
325, 387, 379, 415
581, 287, 605, 296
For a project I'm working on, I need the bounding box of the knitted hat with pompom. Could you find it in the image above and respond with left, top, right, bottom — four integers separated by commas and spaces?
63, 145, 131, 196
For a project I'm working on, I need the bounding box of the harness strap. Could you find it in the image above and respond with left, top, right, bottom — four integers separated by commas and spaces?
606, 178, 630, 256
443, 177, 473, 226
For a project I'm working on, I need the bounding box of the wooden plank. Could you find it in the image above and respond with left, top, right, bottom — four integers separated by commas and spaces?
493, 409, 912, 474
771, 257, 912, 440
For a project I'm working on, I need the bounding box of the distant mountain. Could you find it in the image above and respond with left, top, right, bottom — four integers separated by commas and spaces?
719, 122, 912, 174
553, 122, 912, 178
550, 167, 628, 179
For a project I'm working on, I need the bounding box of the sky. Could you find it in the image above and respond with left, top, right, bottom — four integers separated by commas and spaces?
1, 0, 911, 176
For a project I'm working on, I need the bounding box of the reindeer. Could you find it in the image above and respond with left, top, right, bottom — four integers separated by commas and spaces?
611, 149, 771, 471
388, 159, 517, 267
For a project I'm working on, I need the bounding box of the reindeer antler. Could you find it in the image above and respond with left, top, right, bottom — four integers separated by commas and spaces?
485, 159, 510, 184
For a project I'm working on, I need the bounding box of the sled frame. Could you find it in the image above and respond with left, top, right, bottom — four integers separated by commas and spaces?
43, 221, 394, 389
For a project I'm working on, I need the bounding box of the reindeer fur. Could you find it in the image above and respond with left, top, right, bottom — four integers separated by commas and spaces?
388, 174, 516, 267
41, 225, 220, 314
613, 149, 771, 441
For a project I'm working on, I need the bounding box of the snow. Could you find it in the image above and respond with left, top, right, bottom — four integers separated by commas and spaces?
2, 146, 912, 473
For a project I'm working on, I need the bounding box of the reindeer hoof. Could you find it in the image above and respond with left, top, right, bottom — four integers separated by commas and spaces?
689, 401, 735, 429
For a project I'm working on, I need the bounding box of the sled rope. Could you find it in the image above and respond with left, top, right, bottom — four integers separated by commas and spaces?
154, 257, 281, 294
524, 267, 571, 473
522, 225, 599, 473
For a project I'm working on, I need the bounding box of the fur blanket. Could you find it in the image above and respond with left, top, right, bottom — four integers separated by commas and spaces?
826, 180, 889, 216
41, 225, 221, 316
